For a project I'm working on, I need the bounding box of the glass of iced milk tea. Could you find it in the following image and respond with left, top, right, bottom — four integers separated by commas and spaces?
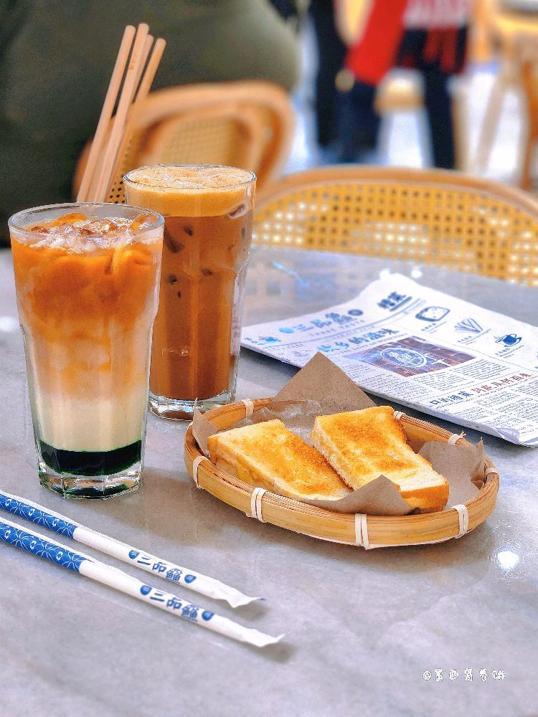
124, 165, 256, 419
9, 203, 164, 498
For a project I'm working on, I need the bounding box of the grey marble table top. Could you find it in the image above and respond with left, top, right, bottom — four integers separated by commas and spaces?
1, 246, 537, 717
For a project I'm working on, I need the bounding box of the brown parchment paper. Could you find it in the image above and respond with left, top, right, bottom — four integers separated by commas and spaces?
192, 353, 488, 515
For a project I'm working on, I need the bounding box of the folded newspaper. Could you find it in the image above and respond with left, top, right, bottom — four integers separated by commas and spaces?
242, 273, 538, 446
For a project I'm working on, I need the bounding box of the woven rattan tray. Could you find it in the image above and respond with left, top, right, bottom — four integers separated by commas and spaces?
184, 398, 499, 549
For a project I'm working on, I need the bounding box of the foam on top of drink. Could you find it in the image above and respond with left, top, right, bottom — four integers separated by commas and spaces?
124, 165, 255, 217
13, 212, 160, 252
128, 165, 254, 190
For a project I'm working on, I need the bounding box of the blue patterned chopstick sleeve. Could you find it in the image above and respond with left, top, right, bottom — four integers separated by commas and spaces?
0, 520, 86, 572
0, 494, 77, 538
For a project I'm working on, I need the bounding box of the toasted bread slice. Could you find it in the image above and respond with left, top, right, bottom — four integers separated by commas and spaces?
311, 407, 449, 511
208, 419, 350, 501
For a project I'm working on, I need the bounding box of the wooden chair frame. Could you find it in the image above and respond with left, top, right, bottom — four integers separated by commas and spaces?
473, 1, 538, 188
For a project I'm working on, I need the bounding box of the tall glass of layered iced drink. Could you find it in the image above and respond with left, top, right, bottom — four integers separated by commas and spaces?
9, 204, 163, 498
124, 165, 255, 419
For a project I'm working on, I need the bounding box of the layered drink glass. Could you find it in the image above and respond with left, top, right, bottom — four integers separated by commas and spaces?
9, 203, 164, 498
124, 164, 256, 419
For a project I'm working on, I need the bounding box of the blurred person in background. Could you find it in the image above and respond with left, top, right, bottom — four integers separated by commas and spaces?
0, 0, 300, 243
337, 0, 471, 168
309, 0, 348, 152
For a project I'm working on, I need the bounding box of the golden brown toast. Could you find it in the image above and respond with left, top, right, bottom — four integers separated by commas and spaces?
207, 419, 350, 501
311, 406, 449, 512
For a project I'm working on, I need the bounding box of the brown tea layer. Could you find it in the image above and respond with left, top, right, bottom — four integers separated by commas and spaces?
150, 212, 251, 400
12, 239, 161, 333
12, 217, 162, 397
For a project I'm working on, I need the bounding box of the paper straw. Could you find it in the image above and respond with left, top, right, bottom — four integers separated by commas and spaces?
92, 22, 149, 201
0, 490, 258, 608
0, 517, 283, 648
76, 24, 136, 202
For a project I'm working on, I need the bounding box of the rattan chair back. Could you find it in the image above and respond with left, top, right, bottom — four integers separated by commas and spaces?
254, 166, 538, 285
73, 81, 294, 202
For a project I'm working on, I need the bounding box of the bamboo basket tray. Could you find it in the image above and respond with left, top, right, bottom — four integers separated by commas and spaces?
184, 399, 499, 549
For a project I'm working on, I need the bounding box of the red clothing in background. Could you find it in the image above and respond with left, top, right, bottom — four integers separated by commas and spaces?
346, 0, 469, 85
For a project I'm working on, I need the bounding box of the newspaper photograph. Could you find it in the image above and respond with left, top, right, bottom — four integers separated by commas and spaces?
242, 273, 538, 446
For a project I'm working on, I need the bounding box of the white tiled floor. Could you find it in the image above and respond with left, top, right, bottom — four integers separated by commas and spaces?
286, 23, 530, 187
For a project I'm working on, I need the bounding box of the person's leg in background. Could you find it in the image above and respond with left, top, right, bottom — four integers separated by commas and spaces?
309, 0, 348, 149
422, 67, 455, 169
394, 28, 456, 169
405, 26, 468, 170
336, 79, 380, 162
333, 0, 407, 163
